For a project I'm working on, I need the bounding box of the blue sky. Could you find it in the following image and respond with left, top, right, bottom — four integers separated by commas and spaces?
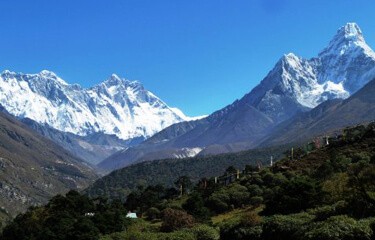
1, 0, 375, 116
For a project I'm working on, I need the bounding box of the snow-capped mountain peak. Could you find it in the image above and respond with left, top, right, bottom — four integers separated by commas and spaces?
37, 70, 69, 85
100, 74, 142, 90
40, 69, 58, 78
104, 73, 127, 85
319, 23, 373, 59
317, 23, 375, 93
0, 71, 191, 140
245, 23, 375, 123
337, 22, 364, 42
1, 69, 15, 75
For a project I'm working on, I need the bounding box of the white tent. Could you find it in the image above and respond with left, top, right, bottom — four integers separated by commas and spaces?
126, 212, 137, 218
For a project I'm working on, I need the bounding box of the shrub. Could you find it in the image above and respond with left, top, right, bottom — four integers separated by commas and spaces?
226, 184, 250, 207
250, 196, 263, 207
352, 153, 371, 163
241, 211, 262, 227
262, 212, 314, 240
307, 201, 348, 221
219, 217, 262, 240
161, 208, 194, 232
246, 184, 263, 196
303, 215, 372, 240
192, 224, 220, 240
145, 207, 161, 220
208, 192, 230, 213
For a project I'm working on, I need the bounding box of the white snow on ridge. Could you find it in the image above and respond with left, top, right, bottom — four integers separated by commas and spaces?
170, 107, 208, 121
279, 54, 350, 108
317, 23, 375, 92
172, 147, 203, 158
252, 22, 375, 115
0, 71, 194, 140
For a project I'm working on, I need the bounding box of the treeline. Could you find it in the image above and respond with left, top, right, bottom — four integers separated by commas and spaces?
85, 145, 287, 200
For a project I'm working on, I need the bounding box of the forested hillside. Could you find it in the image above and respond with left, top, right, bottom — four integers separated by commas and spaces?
86, 145, 288, 200
2, 122, 375, 239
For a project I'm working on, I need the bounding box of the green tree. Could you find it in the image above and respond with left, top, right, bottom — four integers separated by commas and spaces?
182, 193, 211, 222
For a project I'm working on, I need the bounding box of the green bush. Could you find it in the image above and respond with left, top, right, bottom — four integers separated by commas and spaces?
219, 217, 262, 240
262, 212, 314, 240
304, 215, 372, 240
145, 207, 161, 220
303, 215, 373, 240
307, 201, 348, 221
208, 191, 230, 213
191, 224, 220, 240
246, 184, 263, 196
218, 212, 263, 240
226, 184, 250, 207
183, 193, 211, 222
352, 153, 371, 163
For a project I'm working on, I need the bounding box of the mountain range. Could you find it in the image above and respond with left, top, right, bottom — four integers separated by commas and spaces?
1, 22, 374, 173
0, 71, 197, 163
0, 71, 193, 140
98, 23, 375, 171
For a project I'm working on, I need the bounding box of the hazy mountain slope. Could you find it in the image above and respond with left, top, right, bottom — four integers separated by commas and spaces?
0, 111, 98, 217
20, 118, 134, 165
98, 23, 375, 171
